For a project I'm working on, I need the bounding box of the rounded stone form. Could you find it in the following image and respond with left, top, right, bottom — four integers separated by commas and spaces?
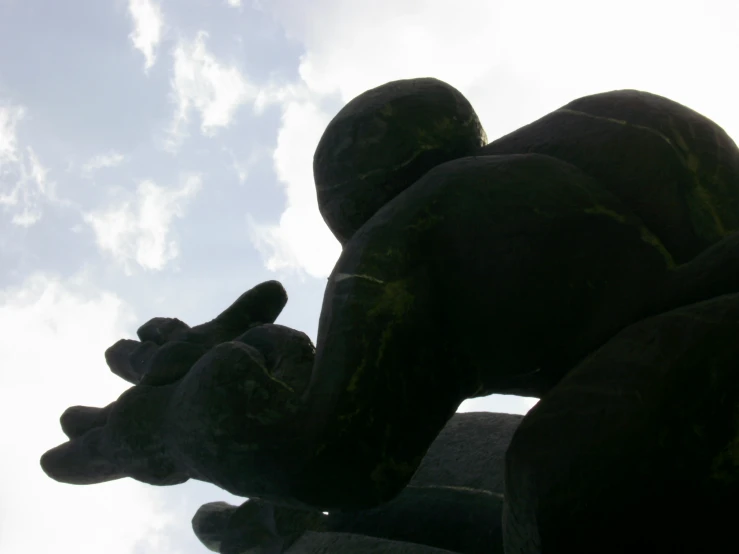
503, 293, 739, 553
60, 404, 112, 439
480, 89, 739, 263
192, 502, 236, 553
314, 77, 487, 244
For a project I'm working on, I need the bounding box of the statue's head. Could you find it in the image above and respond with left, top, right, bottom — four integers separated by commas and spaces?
314, 77, 487, 244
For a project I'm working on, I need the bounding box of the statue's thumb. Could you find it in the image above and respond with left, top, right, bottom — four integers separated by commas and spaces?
214, 280, 288, 330
162, 281, 289, 348
40, 427, 125, 485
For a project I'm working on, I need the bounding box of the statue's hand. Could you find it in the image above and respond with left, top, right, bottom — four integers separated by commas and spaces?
106, 279, 290, 386
165, 322, 316, 497
40, 281, 300, 488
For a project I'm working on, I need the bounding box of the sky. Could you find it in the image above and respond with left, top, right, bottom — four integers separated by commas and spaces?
0, 0, 737, 552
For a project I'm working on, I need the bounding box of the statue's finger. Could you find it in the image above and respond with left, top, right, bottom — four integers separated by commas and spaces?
139, 341, 208, 386
39, 427, 125, 485
128, 340, 160, 380
105, 339, 161, 384
214, 280, 288, 328
183, 281, 289, 347
136, 317, 190, 345
60, 404, 114, 439
104, 339, 144, 384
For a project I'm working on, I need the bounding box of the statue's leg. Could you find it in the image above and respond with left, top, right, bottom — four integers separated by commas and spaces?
503, 293, 739, 553
293, 260, 459, 509
290, 153, 674, 509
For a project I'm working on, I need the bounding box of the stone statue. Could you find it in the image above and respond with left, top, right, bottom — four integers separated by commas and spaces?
191, 411, 519, 554
41, 77, 739, 553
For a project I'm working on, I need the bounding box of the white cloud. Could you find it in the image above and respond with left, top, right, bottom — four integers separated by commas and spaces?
250, 0, 739, 280
0, 273, 178, 554
269, 0, 739, 138
279, 0, 498, 103
223, 146, 268, 184
164, 32, 309, 152
0, 103, 24, 165
83, 174, 201, 274
167, 32, 259, 150
128, 0, 163, 72
0, 103, 57, 227
247, 100, 340, 279
226, 0, 242, 7
82, 151, 125, 176
162, 31, 327, 275
231, 156, 249, 184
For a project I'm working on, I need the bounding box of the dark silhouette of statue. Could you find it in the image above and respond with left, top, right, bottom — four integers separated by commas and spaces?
41, 77, 739, 553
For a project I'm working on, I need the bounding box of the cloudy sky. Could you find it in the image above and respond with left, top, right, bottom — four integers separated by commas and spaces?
1, 0, 738, 552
